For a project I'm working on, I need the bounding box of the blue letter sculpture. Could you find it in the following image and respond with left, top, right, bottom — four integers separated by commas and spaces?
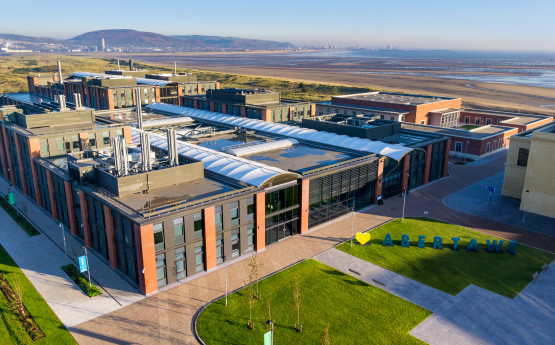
382, 233, 394, 247
433, 236, 443, 250
466, 238, 479, 252
486, 239, 504, 253
401, 234, 410, 247
417, 235, 426, 248
451, 237, 460, 250
508, 241, 518, 254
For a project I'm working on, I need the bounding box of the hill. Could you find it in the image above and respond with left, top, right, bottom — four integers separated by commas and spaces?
69, 29, 184, 48
171, 35, 292, 50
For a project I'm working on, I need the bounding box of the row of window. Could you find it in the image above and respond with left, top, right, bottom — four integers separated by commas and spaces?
454, 138, 505, 154
464, 116, 499, 126
38, 130, 124, 157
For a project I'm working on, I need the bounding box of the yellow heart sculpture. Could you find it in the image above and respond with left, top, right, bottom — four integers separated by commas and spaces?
355, 232, 371, 245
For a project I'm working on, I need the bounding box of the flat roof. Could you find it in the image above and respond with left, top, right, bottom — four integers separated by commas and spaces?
334, 92, 459, 105
115, 177, 237, 213
1, 93, 55, 104
402, 123, 515, 139
317, 100, 408, 115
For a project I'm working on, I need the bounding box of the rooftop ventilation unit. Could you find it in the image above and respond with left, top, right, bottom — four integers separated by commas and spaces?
225, 139, 298, 157
57, 61, 63, 85
113, 136, 129, 177
167, 127, 179, 167
57, 94, 67, 111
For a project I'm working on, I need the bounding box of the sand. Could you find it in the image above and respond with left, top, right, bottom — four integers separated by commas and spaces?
89, 51, 555, 116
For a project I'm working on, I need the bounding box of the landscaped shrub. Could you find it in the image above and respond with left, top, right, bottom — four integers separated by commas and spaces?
0, 195, 39, 236
61, 264, 102, 298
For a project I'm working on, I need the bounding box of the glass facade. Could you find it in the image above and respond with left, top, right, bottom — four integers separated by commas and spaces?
265, 185, 299, 245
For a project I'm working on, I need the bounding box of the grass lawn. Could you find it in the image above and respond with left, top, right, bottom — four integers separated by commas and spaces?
337, 218, 554, 298
0, 244, 77, 344
197, 259, 430, 345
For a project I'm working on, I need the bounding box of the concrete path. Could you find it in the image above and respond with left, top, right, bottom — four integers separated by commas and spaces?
315, 248, 555, 345
313, 248, 453, 313
0, 178, 144, 328
444, 172, 555, 237
410, 262, 555, 345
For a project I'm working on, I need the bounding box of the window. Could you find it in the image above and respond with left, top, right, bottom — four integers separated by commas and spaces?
497, 120, 501, 125
56, 137, 64, 152
174, 218, 184, 245
455, 141, 463, 152
499, 138, 503, 148
216, 234, 224, 264
231, 229, 240, 258
493, 140, 497, 150
464, 116, 470, 124
153, 223, 164, 251
517, 148, 529, 167
175, 247, 186, 280
116, 129, 123, 139
194, 212, 203, 239
72, 135, 80, 150
475, 118, 481, 125
230, 202, 239, 227
195, 241, 204, 273
390, 116, 395, 121
89, 133, 96, 148
102, 131, 110, 145
156, 253, 166, 287
420, 120, 425, 125
486, 142, 491, 153
215, 206, 223, 232
352, 111, 357, 115
246, 223, 255, 253
246, 197, 254, 221
39, 139, 49, 156
486, 118, 492, 125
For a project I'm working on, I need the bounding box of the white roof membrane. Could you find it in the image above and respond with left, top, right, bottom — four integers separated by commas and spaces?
131, 129, 299, 188
145, 103, 412, 161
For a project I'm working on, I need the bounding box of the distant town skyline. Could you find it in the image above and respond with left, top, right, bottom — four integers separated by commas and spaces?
2, 0, 555, 51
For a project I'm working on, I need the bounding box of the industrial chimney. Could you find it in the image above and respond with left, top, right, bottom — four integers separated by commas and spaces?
57, 61, 63, 84
129, 59, 134, 71
167, 128, 179, 167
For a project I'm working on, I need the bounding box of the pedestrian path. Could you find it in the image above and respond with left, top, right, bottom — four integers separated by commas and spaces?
444, 171, 555, 237
0, 178, 144, 328
313, 248, 453, 313
314, 247, 555, 345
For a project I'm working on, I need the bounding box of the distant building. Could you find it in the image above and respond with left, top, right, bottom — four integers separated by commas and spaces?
323, 92, 462, 126
182, 88, 316, 122
501, 122, 555, 218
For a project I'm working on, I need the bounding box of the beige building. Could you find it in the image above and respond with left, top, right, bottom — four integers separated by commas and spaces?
502, 122, 555, 218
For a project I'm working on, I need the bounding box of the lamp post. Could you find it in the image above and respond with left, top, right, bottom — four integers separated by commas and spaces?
350, 191, 356, 247
464, 140, 470, 163
81, 246, 91, 288
522, 190, 530, 224
222, 255, 228, 306
60, 223, 68, 264
402, 188, 407, 222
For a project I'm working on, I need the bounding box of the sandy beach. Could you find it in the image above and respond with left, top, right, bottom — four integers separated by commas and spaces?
92, 51, 555, 116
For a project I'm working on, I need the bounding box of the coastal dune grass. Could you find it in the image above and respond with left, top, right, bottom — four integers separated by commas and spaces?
197, 259, 430, 345
0, 244, 77, 344
337, 218, 554, 298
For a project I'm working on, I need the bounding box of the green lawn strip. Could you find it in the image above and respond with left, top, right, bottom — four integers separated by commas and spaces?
197, 259, 430, 345
337, 218, 554, 298
0, 196, 40, 236
459, 125, 479, 130
0, 244, 77, 345
61, 264, 102, 298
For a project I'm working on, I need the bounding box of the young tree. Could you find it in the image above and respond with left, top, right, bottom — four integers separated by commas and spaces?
321, 323, 331, 345
293, 277, 302, 332
244, 279, 255, 330
248, 253, 262, 299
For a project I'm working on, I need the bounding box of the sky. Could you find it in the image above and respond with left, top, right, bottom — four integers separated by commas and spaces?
2, 0, 555, 51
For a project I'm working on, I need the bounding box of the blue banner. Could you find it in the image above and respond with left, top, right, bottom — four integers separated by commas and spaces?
78, 256, 88, 273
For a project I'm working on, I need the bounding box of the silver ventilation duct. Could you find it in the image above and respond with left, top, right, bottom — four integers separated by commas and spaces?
135, 88, 143, 130
140, 132, 152, 172
113, 136, 129, 177
57, 61, 63, 84
167, 128, 179, 167
58, 94, 66, 111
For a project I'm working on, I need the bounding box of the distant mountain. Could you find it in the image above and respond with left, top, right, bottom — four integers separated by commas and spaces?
69, 29, 184, 48
171, 35, 292, 50
0, 29, 295, 52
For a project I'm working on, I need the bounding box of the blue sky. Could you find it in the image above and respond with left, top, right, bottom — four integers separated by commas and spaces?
2, 0, 554, 51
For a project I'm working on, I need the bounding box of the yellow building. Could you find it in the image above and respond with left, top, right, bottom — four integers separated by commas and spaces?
502, 122, 555, 218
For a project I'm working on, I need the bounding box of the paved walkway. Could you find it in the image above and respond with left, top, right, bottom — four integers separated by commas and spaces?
444, 172, 555, 237
410, 262, 555, 345
315, 248, 554, 345
314, 248, 452, 313
0, 178, 144, 328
